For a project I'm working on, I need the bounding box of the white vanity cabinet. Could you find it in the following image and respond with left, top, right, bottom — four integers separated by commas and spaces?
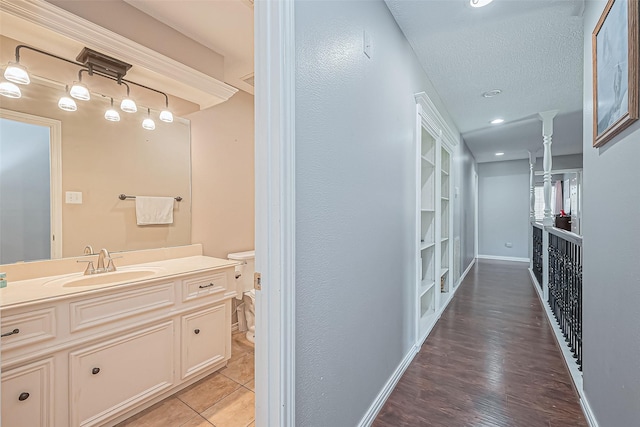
1, 358, 54, 427
1, 261, 236, 427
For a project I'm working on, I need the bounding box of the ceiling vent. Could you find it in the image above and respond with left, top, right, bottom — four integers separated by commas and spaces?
242, 73, 255, 87
75, 47, 132, 81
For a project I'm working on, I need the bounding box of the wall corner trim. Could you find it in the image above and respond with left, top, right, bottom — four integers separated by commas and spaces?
0, 0, 238, 109
414, 92, 459, 148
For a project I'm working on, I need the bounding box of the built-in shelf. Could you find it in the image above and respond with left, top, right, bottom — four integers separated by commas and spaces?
421, 242, 436, 250
421, 155, 435, 166
420, 280, 436, 297
441, 268, 449, 276
441, 237, 448, 242
421, 208, 435, 212
442, 169, 449, 176
441, 197, 449, 201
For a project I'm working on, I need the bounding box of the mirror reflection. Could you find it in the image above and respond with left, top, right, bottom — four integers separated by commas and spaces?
0, 35, 192, 264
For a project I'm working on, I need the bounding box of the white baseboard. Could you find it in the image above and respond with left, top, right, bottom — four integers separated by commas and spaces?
357, 345, 418, 427
477, 254, 530, 263
527, 269, 598, 427
580, 394, 600, 427
457, 258, 475, 287
358, 258, 477, 426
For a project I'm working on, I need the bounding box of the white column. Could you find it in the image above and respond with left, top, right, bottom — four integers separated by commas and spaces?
528, 151, 536, 222
539, 111, 557, 227
528, 151, 535, 271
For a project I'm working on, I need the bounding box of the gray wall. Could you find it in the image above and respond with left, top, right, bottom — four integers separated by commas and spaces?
533, 153, 583, 172
0, 118, 51, 263
294, 1, 473, 425
478, 159, 530, 259
582, 2, 640, 425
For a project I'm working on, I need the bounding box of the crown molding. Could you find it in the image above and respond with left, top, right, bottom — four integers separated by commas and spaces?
0, 0, 238, 109
414, 91, 460, 148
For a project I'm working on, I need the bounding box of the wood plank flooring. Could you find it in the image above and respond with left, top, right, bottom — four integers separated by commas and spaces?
373, 259, 587, 427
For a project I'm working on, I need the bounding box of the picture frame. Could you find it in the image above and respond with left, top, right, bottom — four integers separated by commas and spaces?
592, 0, 639, 148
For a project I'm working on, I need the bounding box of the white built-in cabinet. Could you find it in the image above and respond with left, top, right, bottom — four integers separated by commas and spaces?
415, 94, 455, 344
1, 267, 235, 427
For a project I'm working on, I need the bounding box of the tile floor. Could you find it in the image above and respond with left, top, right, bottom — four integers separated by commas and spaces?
117, 331, 255, 427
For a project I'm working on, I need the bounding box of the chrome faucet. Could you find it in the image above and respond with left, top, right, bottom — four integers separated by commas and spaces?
97, 248, 110, 272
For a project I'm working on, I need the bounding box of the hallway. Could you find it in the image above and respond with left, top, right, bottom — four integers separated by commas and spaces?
373, 259, 587, 427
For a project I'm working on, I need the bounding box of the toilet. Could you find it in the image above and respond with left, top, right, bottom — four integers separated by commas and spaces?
227, 250, 255, 343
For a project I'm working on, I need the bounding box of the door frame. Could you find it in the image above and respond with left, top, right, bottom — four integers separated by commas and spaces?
254, 0, 296, 425
0, 108, 62, 259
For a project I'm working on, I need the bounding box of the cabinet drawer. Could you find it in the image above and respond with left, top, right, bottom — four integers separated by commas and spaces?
181, 305, 226, 379
1, 358, 54, 427
182, 272, 227, 302
69, 282, 175, 332
69, 322, 174, 427
1, 308, 56, 351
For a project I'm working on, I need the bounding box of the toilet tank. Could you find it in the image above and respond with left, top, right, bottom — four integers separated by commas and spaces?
227, 250, 255, 299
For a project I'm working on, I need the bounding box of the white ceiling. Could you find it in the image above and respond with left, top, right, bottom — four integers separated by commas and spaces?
385, 0, 585, 162
124, 0, 254, 95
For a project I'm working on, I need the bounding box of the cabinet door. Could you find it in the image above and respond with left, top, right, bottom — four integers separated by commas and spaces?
181, 304, 226, 379
1, 358, 54, 427
69, 322, 174, 427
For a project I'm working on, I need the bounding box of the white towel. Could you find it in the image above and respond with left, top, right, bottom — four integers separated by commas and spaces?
135, 196, 174, 225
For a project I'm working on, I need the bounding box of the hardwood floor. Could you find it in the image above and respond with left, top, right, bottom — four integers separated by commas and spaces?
373, 259, 588, 427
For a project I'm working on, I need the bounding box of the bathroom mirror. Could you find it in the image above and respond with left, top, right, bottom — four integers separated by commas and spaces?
0, 35, 194, 264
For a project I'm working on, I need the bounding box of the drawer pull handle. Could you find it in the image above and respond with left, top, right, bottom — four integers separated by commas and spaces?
198, 283, 215, 289
1, 328, 19, 337
92, 368, 100, 375
18, 392, 30, 401
194, 329, 200, 334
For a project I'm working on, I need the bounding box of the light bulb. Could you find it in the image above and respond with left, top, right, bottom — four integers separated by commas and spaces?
0, 81, 21, 98
159, 109, 173, 123
70, 81, 90, 101
470, 0, 494, 7
142, 117, 156, 130
121, 98, 137, 113
4, 62, 30, 85
58, 96, 77, 112
105, 98, 120, 121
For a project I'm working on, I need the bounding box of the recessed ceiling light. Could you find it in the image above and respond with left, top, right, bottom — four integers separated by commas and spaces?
495, 152, 505, 156
470, 0, 494, 8
482, 89, 502, 98
491, 118, 505, 124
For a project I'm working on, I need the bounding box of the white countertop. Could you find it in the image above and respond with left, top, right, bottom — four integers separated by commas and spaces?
0, 256, 239, 310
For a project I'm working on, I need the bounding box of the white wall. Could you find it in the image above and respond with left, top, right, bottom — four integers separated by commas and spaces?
478, 159, 530, 259
294, 1, 471, 425
581, 2, 640, 425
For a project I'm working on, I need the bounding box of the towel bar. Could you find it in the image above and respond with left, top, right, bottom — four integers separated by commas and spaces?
118, 194, 182, 202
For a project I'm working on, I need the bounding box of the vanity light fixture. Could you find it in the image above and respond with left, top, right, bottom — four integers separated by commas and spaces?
58, 85, 77, 112
0, 81, 22, 98
495, 152, 505, 156
104, 98, 120, 122
3, 62, 30, 85
490, 118, 505, 124
142, 108, 156, 130
470, 0, 494, 8
6, 44, 176, 124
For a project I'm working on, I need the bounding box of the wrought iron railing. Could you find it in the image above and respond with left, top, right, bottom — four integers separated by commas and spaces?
547, 227, 583, 370
532, 223, 543, 287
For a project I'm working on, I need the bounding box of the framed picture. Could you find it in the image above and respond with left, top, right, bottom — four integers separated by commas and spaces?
592, 0, 639, 148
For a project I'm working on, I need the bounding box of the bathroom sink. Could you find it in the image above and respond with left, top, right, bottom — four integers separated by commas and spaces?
43, 267, 163, 288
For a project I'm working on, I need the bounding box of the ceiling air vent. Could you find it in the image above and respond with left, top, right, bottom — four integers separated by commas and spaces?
242, 73, 255, 87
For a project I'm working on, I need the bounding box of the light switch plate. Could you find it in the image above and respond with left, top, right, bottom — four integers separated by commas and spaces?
66, 191, 83, 204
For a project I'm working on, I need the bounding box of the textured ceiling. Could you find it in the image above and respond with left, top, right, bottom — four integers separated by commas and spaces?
385, 0, 585, 162
124, 0, 254, 94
